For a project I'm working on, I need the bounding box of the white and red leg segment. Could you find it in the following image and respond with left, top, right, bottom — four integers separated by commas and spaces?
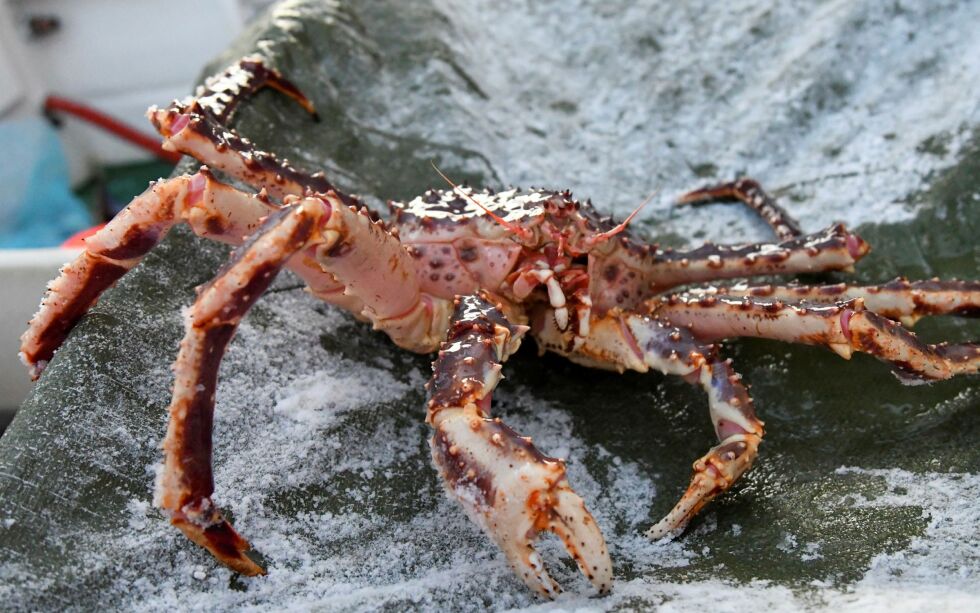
148, 57, 358, 204
18, 170, 361, 379
646, 224, 871, 291
155, 192, 453, 575
533, 308, 765, 540
649, 294, 980, 384
681, 278, 980, 327
649, 293, 979, 383
155, 201, 324, 575
19, 169, 272, 378
427, 295, 613, 598
592, 224, 872, 311
677, 178, 804, 241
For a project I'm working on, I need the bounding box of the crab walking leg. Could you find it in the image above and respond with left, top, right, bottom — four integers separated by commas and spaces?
155, 202, 323, 575
19, 170, 270, 378
648, 294, 979, 382
188, 55, 317, 124
533, 309, 764, 540
644, 224, 870, 291
157, 193, 451, 575
426, 295, 612, 598
18, 169, 357, 379
682, 278, 980, 327
678, 178, 804, 241
148, 57, 354, 203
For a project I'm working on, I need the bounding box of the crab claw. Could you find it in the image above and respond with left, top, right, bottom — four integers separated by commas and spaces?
431, 407, 613, 598
426, 294, 612, 597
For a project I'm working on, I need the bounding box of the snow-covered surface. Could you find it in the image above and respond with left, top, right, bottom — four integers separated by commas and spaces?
4, 286, 976, 611
365, 0, 980, 241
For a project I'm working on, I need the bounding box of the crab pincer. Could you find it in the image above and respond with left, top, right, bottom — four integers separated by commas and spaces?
426, 295, 612, 598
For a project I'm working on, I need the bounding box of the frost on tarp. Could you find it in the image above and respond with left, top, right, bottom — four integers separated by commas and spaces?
1, 0, 978, 610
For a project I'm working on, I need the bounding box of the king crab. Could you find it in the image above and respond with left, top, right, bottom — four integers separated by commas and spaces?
18, 58, 978, 598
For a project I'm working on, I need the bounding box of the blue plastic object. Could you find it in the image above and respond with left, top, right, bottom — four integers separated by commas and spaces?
0, 118, 92, 248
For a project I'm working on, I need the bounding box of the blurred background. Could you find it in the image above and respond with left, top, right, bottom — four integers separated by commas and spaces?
0, 0, 275, 431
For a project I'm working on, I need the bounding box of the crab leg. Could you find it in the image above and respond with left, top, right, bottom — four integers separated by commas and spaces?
533, 309, 765, 540
190, 55, 318, 124
427, 295, 612, 598
148, 57, 356, 204
18, 170, 359, 379
678, 178, 804, 241
154, 191, 454, 575
681, 278, 980, 327
646, 223, 870, 291
156, 201, 324, 575
648, 294, 979, 383
19, 170, 266, 378
592, 225, 871, 311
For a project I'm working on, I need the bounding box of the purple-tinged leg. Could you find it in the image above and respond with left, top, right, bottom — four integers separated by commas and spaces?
427, 295, 612, 598
148, 57, 362, 206
648, 294, 979, 383
681, 277, 980, 327
18, 169, 349, 379
155, 200, 326, 575
589, 224, 871, 311
20, 170, 256, 378
533, 308, 765, 540
646, 224, 870, 290
190, 55, 318, 124
678, 178, 803, 241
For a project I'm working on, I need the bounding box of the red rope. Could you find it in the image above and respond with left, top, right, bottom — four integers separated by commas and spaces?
43, 95, 181, 164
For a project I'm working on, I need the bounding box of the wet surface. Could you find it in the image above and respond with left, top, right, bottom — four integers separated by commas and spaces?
1, 1, 977, 610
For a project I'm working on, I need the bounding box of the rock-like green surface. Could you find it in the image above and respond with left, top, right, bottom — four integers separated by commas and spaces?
1, 1, 977, 610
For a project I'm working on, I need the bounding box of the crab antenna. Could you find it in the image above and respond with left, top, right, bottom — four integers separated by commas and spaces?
591, 189, 658, 243
430, 162, 532, 239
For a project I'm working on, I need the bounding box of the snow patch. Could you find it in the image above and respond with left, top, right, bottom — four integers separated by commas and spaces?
381, 0, 980, 242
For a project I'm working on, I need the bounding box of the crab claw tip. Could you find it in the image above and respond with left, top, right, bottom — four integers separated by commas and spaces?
644, 519, 685, 541
432, 413, 613, 598
491, 484, 613, 598
171, 514, 265, 577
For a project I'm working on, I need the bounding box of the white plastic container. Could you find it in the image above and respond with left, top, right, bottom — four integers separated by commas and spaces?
0, 247, 79, 414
